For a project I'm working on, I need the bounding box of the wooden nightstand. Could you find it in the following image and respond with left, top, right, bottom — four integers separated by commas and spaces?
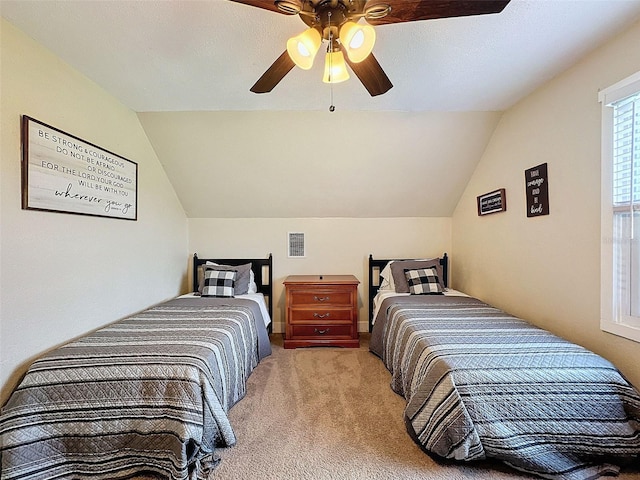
283, 275, 360, 349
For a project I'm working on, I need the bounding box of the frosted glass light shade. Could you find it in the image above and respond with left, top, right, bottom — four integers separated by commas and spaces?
339, 21, 375, 63
286, 28, 322, 70
322, 50, 350, 84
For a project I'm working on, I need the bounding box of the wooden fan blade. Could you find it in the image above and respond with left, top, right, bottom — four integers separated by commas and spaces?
367, 0, 510, 25
342, 49, 393, 97
227, 0, 283, 15
250, 51, 295, 93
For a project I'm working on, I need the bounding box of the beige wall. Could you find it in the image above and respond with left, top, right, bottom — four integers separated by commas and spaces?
452, 20, 640, 388
0, 20, 188, 404
189, 217, 451, 332
137, 110, 502, 219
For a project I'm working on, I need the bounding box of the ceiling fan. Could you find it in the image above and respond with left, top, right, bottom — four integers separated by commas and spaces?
229, 0, 511, 97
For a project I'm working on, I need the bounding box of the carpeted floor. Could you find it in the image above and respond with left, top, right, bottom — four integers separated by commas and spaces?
137, 334, 640, 480
208, 334, 640, 480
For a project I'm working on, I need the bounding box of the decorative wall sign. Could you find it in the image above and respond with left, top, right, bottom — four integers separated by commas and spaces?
525, 163, 549, 217
477, 188, 507, 216
21, 116, 137, 220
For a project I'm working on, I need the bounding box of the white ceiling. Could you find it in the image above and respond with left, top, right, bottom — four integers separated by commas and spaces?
3, 0, 640, 113
3, 1, 640, 218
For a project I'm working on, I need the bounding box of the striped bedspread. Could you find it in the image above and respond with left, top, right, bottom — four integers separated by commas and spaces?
0, 296, 271, 480
370, 295, 640, 480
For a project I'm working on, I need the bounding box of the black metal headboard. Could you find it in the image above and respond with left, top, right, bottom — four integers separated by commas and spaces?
368, 253, 448, 332
192, 253, 273, 329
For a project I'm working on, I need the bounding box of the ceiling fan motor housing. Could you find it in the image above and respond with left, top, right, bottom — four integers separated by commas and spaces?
320, 12, 346, 41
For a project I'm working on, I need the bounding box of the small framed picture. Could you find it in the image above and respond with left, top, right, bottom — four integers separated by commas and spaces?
477, 188, 507, 216
525, 163, 549, 217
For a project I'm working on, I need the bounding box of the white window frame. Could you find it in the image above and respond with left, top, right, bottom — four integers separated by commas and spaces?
599, 70, 640, 343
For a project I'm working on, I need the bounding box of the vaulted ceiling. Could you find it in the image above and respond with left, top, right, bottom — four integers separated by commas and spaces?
3, 1, 640, 218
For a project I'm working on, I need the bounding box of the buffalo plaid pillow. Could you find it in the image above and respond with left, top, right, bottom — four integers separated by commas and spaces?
404, 267, 444, 295
202, 269, 237, 297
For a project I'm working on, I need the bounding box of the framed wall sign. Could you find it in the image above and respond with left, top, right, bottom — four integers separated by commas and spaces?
477, 188, 507, 216
525, 163, 549, 217
21, 115, 138, 220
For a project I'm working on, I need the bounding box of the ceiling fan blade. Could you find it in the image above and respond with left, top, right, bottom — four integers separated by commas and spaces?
342, 49, 393, 97
367, 0, 510, 25
250, 51, 295, 93
227, 0, 283, 15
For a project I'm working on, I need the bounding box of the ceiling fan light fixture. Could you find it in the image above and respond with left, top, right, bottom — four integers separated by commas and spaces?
286, 28, 322, 70
323, 50, 350, 84
275, 0, 303, 15
339, 21, 376, 63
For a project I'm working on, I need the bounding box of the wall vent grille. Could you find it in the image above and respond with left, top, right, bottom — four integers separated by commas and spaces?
288, 232, 305, 258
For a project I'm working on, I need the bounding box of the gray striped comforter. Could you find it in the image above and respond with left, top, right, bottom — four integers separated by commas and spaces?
370, 295, 640, 480
1, 297, 271, 480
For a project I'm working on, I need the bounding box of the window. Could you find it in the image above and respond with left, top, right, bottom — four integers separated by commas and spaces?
600, 71, 640, 342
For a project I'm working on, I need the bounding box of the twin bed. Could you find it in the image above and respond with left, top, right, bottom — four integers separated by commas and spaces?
368, 254, 640, 480
0, 254, 273, 480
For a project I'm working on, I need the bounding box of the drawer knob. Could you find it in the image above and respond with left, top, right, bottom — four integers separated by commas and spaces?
313, 312, 331, 319
314, 328, 330, 335
314, 296, 330, 302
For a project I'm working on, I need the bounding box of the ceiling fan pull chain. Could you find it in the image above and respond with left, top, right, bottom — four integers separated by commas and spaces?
329, 29, 336, 111
327, 11, 336, 112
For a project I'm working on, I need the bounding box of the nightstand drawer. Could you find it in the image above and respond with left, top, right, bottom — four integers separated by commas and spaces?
290, 324, 353, 338
289, 290, 352, 306
289, 308, 352, 323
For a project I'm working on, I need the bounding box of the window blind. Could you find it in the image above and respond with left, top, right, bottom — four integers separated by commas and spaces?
613, 93, 640, 208
612, 92, 640, 322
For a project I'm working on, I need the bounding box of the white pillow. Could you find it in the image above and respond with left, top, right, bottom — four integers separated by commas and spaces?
379, 262, 395, 291
248, 269, 258, 293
